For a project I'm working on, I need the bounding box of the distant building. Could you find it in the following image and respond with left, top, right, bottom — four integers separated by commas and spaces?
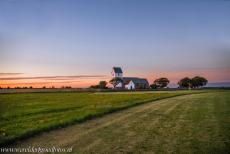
111, 67, 149, 90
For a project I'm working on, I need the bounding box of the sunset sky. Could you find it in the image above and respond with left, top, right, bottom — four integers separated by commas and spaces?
0, 0, 230, 88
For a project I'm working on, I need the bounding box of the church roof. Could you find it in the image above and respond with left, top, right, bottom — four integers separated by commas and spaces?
123, 77, 149, 85
112, 67, 123, 73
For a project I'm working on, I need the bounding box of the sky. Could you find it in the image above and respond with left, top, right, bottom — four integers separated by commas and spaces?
0, 0, 230, 88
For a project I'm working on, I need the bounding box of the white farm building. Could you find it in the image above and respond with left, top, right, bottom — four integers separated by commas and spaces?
111, 67, 149, 90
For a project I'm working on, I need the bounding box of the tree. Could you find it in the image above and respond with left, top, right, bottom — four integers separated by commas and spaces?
178, 76, 208, 88
90, 85, 99, 89
109, 77, 123, 88
178, 77, 192, 88
99, 81, 107, 89
154, 78, 170, 88
65, 86, 72, 89
90, 81, 108, 89
191, 76, 208, 88
150, 83, 157, 89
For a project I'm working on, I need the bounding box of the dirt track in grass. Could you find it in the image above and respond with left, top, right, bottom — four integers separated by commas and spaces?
11, 92, 230, 153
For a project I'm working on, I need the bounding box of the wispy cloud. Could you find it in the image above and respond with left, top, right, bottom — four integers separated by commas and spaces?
0, 75, 108, 80
0, 73, 23, 76
0, 81, 80, 85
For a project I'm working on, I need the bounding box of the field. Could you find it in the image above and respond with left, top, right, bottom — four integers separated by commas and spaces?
0, 90, 202, 146
0, 90, 230, 153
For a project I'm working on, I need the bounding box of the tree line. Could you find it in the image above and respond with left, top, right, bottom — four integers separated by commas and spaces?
150, 76, 208, 89
90, 76, 208, 89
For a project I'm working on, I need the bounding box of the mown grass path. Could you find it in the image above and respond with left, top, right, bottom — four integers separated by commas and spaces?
11, 91, 230, 153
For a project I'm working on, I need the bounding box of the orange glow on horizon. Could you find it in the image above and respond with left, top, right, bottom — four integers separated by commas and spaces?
0, 78, 110, 88
0, 68, 229, 88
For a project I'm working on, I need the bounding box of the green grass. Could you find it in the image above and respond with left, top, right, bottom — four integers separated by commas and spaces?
68, 91, 230, 153
0, 90, 205, 146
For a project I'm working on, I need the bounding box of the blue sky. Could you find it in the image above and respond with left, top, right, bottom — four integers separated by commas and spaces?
0, 0, 230, 87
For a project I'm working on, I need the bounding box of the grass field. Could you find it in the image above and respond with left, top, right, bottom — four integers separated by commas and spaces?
0, 90, 205, 146
9, 91, 230, 153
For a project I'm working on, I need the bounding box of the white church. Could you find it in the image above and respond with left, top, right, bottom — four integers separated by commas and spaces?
111, 67, 149, 90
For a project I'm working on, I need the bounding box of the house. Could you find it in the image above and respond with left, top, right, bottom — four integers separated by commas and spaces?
111, 67, 149, 90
